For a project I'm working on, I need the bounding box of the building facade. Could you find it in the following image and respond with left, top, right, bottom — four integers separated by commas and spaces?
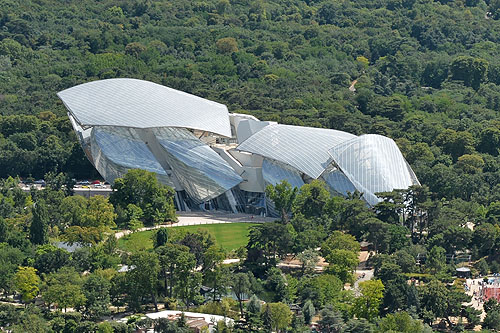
58, 78, 419, 216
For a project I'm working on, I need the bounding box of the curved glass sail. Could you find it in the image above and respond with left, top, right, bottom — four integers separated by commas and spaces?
261, 158, 305, 218
90, 127, 173, 186
328, 134, 420, 206
154, 128, 243, 203
320, 167, 357, 197
237, 124, 356, 179
262, 158, 304, 188
58, 78, 232, 137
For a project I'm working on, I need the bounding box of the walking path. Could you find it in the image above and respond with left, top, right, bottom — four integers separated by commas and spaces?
115, 211, 274, 239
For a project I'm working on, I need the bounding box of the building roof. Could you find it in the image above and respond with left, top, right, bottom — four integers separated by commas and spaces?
236, 124, 356, 179
146, 310, 233, 326
57, 78, 232, 137
328, 134, 420, 205
456, 267, 471, 272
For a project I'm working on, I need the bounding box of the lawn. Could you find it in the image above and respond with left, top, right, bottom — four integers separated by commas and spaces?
117, 223, 259, 253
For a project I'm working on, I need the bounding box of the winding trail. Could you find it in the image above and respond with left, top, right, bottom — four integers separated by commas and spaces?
349, 79, 358, 92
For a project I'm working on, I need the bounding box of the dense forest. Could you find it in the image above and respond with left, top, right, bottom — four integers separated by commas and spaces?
1, 0, 500, 196
2, 0, 500, 332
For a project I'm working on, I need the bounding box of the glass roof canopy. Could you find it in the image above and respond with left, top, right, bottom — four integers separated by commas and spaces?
154, 127, 243, 203
90, 127, 174, 187
328, 134, 420, 205
57, 78, 232, 137
236, 124, 356, 179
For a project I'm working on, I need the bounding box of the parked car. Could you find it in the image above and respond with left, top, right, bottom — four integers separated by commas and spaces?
91, 180, 101, 185
78, 180, 91, 185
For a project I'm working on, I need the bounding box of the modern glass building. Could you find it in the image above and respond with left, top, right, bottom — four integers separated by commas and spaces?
58, 78, 419, 215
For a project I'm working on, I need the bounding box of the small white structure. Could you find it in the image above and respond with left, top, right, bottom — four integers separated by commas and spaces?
146, 310, 234, 332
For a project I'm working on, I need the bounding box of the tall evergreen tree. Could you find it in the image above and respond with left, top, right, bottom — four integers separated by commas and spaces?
0, 217, 7, 243
30, 199, 49, 245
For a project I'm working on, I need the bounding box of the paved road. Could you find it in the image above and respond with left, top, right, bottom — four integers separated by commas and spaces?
115, 211, 274, 239
353, 269, 374, 294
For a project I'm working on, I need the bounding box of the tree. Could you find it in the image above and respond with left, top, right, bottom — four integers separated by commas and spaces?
463, 305, 481, 329
127, 251, 160, 311
62, 226, 102, 245
81, 195, 116, 230
0, 217, 7, 242
203, 245, 228, 302
0, 303, 17, 328
156, 243, 195, 298
302, 300, 315, 325
374, 190, 405, 224
59, 195, 116, 244
426, 246, 446, 273
336, 196, 375, 237
246, 294, 263, 331
352, 280, 384, 321
418, 279, 469, 327
483, 310, 500, 331
125, 203, 144, 231
42, 267, 85, 312
321, 231, 360, 256
293, 180, 330, 218
317, 305, 344, 333
97, 322, 113, 333
11, 306, 51, 333
33, 245, 71, 274
343, 318, 374, 333
266, 180, 298, 223
231, 272, 251, 317
321, 232, 359, 283
299, 274, 343, 309
30, 199, 49, 245
154, 228, 169, 248
478, 127, 500, 156
403, 185, 431, 242
450, 56, 488, 90
324, 249, 359, 284
473, 223, 499, 256
180, 230, 215, 267
82, 273, 111, 320
456, 154, 484, 173
125, 42, 146, 57
59, 196, 87, 227
0, 243, 24, 293
216, 37, 238, 54
377, 311, 429, 332
362, 218, 389, 253
261, 302, 292, 333
14, 266, 40, 303
110, 169, 176, 225
246, 223, 293, 273
297, 248, 319, 276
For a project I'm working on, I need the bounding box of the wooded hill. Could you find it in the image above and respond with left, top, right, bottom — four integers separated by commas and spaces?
1, 0, 500, 202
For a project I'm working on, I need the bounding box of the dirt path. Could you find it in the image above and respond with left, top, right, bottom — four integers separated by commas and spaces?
349, 79, 358, 92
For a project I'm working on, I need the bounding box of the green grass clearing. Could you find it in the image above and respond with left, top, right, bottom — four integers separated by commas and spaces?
117, 223, 260, 252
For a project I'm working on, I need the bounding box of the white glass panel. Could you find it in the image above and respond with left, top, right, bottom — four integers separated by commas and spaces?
58, 78, 231, 137
237, 124, 356, 178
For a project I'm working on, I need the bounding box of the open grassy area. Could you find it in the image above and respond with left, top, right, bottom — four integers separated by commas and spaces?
117, 223, 259, 253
